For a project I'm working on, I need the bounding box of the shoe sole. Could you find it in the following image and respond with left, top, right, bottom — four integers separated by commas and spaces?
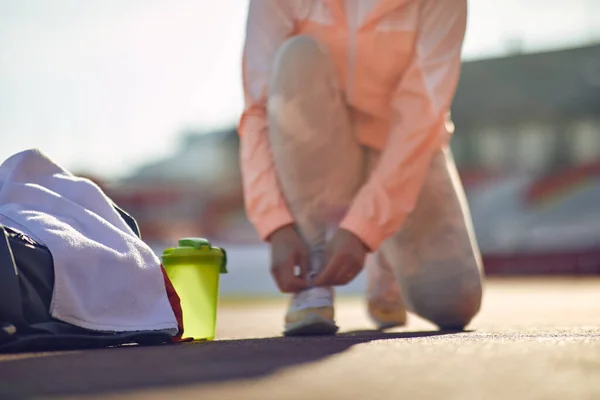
368, 303, 407, 331
284, 313, 339, 337
371, 319, 404, 331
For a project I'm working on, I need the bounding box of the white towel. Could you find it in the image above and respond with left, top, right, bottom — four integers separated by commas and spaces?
0, 149, 178, 334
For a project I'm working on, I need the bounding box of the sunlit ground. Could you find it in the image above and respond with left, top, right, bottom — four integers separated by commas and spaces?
216, 277, 600, 338
1, 277, 599, 400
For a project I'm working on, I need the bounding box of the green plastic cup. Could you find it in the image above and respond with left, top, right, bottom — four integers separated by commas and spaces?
161, 238, 227, 341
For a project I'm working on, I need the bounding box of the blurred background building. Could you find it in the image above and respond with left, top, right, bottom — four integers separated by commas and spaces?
451, 43, 600, 173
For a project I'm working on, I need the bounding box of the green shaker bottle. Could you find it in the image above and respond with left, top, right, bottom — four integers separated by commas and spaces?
161, 238, 227, 341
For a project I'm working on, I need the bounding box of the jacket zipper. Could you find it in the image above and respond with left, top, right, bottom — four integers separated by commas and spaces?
346, 4, 357, 103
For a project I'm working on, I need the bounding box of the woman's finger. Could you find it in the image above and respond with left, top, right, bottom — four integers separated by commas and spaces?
273, 267, 308, 293
314, 254, 341, 286
333, 259, 361, 286
272, 253, 306, 293
296, 250, 310, 281
284, 276, 309, 293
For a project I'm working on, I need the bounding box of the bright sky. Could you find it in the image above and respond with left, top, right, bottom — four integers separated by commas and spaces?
1, 0, 599, 179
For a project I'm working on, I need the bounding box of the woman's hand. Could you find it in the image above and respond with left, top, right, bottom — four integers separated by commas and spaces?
269, 225, 310, 293
314, 229, 369, 287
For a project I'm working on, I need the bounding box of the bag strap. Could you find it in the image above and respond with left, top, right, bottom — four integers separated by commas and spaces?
0, 225, 27, 327
113, 203, 141, 238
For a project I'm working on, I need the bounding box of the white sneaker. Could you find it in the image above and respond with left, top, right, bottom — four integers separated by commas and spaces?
284, 287, 338, 336
366, 253, 407, 330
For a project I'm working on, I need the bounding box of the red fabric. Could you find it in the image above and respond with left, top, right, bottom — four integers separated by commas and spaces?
160, 265, 185, 342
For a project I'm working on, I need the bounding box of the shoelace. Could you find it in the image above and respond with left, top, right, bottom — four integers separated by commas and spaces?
293, 287, 332, 309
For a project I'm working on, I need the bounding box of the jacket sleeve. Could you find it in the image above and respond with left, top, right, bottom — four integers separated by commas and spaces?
239, 0, 297, 240
339, 0, 467, 251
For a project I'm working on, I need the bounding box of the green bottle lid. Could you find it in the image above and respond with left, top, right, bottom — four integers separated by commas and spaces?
161, 237, 227, 274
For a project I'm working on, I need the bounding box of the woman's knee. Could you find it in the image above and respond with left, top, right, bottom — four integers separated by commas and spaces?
270, 36, 336, 94
268, 35, 345, 146
404, 266, 483, 330
273, 36, 329, 68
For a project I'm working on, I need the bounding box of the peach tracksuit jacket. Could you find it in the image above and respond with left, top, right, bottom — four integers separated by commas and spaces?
240, 0, 468, 252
